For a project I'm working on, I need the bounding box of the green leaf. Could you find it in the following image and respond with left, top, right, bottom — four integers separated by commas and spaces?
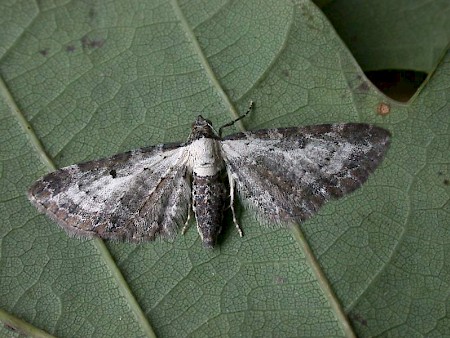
1, 0, 449, 337
320, 0, 450, 72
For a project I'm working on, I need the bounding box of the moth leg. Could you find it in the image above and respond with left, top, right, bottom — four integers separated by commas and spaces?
227, 170, 244, 237
182, 202, 192, 234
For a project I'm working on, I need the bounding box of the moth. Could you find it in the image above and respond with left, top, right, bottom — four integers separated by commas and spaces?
28, 103, 391, 248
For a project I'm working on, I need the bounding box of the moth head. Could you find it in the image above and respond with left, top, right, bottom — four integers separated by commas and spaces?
188, 115, 219, 141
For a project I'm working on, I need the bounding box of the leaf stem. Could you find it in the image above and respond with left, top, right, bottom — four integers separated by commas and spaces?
170, 0, 246, 130
0, 308, 56, 338
291, 225, 356, 338
93, 239, 157, 337
0, 76, 55, 170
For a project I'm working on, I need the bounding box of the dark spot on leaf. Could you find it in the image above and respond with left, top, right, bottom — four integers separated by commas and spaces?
89, 8, 96, 19
349, 312, 368, 327
109, 169, 117, 178
4, 323, 18, 332
39, 49, 49, 56
358, 81, 370, 92
66, 45, 76, 52
81, 35, 105, 49
274, 276, 285, 284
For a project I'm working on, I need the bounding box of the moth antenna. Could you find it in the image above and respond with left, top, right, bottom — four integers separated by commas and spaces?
219, 101, 254, 136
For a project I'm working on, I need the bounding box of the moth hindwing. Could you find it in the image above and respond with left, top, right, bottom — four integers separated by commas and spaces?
28, 108, 390, 248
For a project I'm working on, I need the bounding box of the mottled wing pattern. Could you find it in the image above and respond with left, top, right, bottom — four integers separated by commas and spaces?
221, 123, 390, 225
28, 143, 191, 242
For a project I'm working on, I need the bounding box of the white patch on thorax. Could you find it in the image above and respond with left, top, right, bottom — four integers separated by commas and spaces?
188, 138, 224, 177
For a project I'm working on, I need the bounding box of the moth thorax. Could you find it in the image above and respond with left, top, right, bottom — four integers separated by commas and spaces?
190, 138, 224, 177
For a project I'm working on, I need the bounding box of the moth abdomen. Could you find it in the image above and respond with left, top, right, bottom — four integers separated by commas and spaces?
192, 172, 227, 248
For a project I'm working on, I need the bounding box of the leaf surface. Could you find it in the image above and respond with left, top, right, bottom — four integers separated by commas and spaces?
321, 0, 450, 72
1, 0, 449, 337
